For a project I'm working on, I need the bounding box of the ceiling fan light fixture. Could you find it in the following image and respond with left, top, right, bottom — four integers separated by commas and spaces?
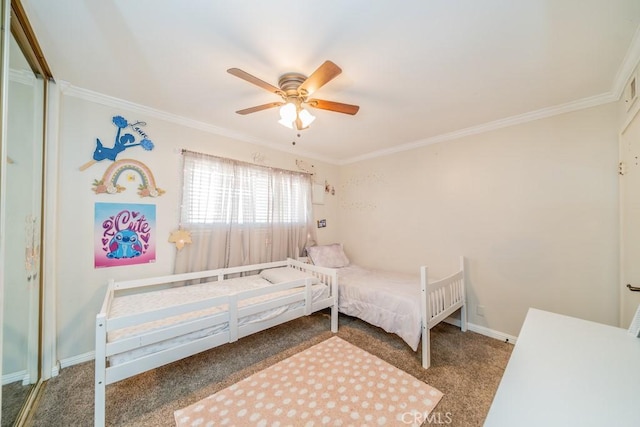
278, 118, 294, 129
278, 102, 297, 128
298, 108, 316, 128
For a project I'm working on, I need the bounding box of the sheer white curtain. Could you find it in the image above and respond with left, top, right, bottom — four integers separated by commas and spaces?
174, 150, 317, 273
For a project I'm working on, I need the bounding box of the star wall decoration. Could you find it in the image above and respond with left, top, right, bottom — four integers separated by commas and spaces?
168, 228, 192, 250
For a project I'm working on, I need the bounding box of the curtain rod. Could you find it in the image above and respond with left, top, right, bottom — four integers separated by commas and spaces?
180, 149, 314, 177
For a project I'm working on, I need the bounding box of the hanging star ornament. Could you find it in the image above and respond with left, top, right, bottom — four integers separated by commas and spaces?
168, 228, 192, 250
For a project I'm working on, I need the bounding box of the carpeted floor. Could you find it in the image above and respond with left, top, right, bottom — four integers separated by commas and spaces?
2, 382, 34, 426
26, 311, 512, 427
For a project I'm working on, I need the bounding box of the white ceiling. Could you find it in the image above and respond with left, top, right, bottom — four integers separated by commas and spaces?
21, 0, 640, 164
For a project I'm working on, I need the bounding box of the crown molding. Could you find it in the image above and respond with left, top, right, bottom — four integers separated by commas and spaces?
340, 25, 640, 165
57, 23, 640, 168
57, 81, 338, 165
340, 91, 618, 165
612, 24, 640, 99
58, 81, 263, 143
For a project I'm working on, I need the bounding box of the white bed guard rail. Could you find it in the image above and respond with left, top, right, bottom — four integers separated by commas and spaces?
94, 258, 337, 426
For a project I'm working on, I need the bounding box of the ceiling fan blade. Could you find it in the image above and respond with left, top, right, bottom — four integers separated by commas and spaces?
227, 68, 282, 95
307, 99, 360, 115
235, 102, 283, 115
298, 61, 342, 97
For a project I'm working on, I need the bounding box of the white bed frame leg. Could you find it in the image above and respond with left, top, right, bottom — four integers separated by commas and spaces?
422, 329, 431, 369
322, 269, 338, 333
95, 313, 107, 427
330, 271, 339, 333
330, 304, 338, 333
460, 256, 468, 332
420, 266, 431, 369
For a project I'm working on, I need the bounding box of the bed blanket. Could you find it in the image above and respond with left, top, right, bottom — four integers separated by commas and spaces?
337, 265, 421, 350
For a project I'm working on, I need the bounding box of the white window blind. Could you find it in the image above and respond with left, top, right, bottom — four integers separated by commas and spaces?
181, 152, 312, 226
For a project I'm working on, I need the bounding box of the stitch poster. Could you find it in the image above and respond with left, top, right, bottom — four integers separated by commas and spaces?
94, 202, 156, 268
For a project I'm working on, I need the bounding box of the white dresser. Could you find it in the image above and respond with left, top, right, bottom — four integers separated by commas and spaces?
484, 308, 640, 427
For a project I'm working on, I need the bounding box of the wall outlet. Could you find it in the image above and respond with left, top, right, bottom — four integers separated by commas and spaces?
477, 305, 485, 317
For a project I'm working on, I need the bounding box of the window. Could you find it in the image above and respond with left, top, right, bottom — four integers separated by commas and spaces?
176, 150, 316, 271
181, 152, 312, 226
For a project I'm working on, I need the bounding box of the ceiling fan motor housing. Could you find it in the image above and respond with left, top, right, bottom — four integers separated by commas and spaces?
278, 73, 308, 99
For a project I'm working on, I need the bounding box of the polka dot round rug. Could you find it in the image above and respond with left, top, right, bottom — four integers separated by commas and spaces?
174, 336, 443, 426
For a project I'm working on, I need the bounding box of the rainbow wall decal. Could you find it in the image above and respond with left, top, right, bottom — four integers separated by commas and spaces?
92, 158, 165, 197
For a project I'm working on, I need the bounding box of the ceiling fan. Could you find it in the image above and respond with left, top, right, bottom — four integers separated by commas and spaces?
227, 60, 359, 130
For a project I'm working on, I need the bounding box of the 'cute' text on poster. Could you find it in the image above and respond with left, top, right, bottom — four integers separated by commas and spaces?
94, 203, 156, 268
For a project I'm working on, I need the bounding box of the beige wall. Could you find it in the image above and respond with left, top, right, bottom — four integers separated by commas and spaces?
337, 102, 620, 337
53, 92, 340, 361
52, 88, 621, 361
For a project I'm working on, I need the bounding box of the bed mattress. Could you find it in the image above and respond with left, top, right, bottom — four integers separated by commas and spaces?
108, 273, 328, 365
337, 265, 422, 350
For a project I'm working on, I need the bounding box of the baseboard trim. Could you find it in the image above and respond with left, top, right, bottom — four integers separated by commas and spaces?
443, 318, 518, 344
58, 351, 94, 370
1, 369, 28, 386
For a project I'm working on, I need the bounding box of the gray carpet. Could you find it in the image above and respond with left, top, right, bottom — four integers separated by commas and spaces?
2, 382, 34, 426
26, 311, 512, 426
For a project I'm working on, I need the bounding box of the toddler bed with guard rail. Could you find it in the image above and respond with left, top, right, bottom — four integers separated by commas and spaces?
94, 258, 337, 427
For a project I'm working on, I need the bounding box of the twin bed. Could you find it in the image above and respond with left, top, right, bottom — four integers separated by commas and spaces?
94, 258, 338, 427
304, 244, 467, 369
94, 248, 467, 426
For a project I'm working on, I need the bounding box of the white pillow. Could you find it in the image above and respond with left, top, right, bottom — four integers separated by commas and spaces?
260, 266, 318, 284
306, 244, 350, 268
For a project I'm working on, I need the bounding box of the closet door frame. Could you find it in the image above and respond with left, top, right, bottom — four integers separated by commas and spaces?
0, 0, 53, 424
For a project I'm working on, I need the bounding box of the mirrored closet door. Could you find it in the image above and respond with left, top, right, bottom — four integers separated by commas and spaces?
1, 0, 50, 425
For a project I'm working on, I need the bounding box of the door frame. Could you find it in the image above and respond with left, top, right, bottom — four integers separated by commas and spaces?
619, 74, 640, 327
